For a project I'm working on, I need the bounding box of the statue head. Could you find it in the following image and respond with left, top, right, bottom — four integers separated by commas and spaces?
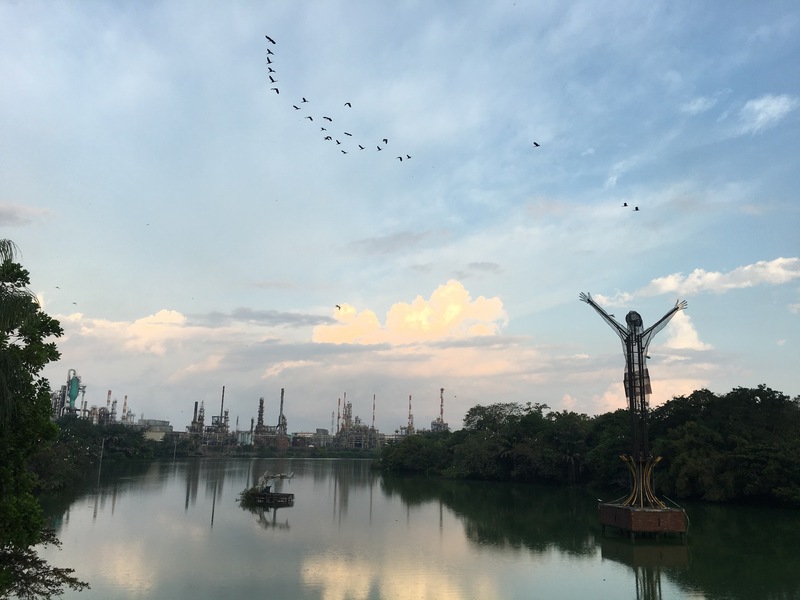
625, 311, 643, 330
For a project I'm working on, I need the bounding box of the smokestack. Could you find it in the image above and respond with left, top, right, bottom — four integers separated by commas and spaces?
440, 388, 444, 422
193, 401, 198, 422
106, 389, 112, 408
220, 386, 225, 419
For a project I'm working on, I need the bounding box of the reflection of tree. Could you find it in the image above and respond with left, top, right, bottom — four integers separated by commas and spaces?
381, 472, 800, 600
381, 474, 598, 556
665, 502, 800, 600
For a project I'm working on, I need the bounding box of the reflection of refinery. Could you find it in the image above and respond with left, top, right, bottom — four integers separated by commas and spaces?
49, 368, 449, 450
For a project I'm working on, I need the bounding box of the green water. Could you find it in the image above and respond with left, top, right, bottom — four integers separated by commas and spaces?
35, 458, 800, 599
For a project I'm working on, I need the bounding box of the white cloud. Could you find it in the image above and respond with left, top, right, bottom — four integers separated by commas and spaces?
738, 94, 799, 134
680, 96, 717, 115
661, 311, 712, 351
638, 257, 800, 297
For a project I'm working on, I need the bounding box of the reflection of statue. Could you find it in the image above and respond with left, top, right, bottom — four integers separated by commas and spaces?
600, 537, 689, 600
579, 293, 687, 509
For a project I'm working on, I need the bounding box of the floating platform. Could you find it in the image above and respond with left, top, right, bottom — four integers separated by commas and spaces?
252, 491, 294, 507
599, 503, 686, 539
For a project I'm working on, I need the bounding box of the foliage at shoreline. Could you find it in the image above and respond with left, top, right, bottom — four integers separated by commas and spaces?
0, 240, 88, 598
379, 385, 800, 507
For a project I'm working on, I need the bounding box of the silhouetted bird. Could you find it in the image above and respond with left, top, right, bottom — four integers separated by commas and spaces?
344, 102, 351, 107
358, 145, 365, 150
336, 304, 341, 309
267, 48, 274, 55
323, 116, 332, 121
406, 155, 412, 159
533, 141, 540, 147
623, 202, 628, 207
265, 35, 276, 44
341, 150, 347, 154
382, 138, 388, 144
324, 136, 332, 140
344, 132, 352, 136
271, 88, 279, 94
377, 146, 382, 151
266, 57, 272, 64
305, 116, 313, 121
396, 156, 403, 161
634, 207, 640, 211
269, 76, 277, 83
302, 98, 309, 103
321, 127, 327, 131
293, 105, 300, 110
268, 67, 275, 73
335, 140, 341, 144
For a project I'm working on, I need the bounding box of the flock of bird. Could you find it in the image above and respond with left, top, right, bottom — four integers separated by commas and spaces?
264, 34, 639, 211
265, 35, 412, 162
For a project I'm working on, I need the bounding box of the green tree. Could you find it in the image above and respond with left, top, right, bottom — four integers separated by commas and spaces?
0, 241, 88, 596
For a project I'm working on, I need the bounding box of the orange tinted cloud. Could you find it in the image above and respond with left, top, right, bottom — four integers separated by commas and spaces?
313, 280, 507, 345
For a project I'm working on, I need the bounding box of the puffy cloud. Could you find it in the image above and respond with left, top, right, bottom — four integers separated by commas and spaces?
639, 257, 800, 296
312, 280, 507, 345
661, 311, 712, 351
738, 94, 799, 134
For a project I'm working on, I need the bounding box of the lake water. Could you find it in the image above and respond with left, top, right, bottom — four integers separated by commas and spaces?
36, 458, 800, 600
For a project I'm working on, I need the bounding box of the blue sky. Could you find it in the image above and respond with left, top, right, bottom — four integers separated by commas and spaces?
2, 1, 798, 434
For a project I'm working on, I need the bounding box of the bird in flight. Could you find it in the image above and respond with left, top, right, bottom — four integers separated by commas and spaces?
293, 105, 300, 110
267, 48, 274, 55
358, 145, 365, 150
341, 150, 347, 154
323, 116, 332, 121
324, 136, 332, 140
382, 138, 388, 144
265, 35, 276, 44
344, 132, 352, 136
623, 202, 628, 207
396, 156, 403, 161
302, 98, 309, 103
271, 88, 279, 94
268, 67, 275, 73
406, 154, 412, 159
344, 102, 351, 107
305, 116, 313, 121
269, 75, 277, 83
320, 127, 327, 131
533, 142, 540, 147
377, 145, 382, 151
266, 57, 273, 64
336, 305, 341, 310
634, 206, 640, 211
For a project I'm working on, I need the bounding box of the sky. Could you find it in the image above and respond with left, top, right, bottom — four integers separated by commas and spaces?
2, 1, 798, 435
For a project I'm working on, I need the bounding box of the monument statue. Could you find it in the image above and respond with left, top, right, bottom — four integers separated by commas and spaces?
579, 292, 687, 508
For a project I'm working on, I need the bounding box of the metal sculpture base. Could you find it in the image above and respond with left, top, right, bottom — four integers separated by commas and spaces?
600, 454, 686, 539
599, 503, 686, 539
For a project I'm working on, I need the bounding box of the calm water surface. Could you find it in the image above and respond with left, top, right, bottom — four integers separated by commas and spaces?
36, 458, 800, 600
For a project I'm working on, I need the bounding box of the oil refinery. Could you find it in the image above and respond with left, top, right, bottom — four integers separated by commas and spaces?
50, 369, 450, 450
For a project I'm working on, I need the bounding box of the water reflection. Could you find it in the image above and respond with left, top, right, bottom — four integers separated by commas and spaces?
600, 538, 689, 600
37, 459, 800, 600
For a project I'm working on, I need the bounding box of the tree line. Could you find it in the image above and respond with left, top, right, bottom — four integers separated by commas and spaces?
380, 385, 800, 507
